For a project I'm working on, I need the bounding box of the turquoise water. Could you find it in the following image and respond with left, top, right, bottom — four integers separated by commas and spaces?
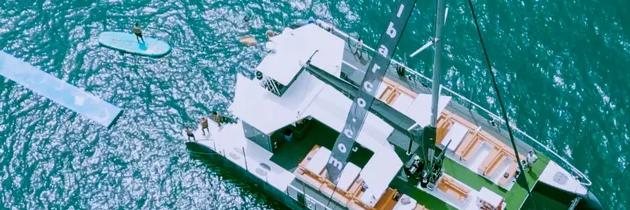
1, 0, 628, 209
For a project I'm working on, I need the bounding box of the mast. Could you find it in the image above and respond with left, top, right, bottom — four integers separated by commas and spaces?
430, 0, 445, 126
418, 0, 446, 189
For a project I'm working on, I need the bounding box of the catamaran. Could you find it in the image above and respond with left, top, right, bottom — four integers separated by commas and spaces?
184, 0, 601, 209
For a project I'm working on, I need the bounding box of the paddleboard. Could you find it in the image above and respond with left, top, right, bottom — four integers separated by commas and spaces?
98, 32, 171, 57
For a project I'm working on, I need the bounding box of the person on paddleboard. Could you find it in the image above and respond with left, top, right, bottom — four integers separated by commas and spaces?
132, 23, 145, 43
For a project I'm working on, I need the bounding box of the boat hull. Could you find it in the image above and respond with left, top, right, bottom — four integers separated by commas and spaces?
185, 142, 307, 210
522, 180, 602, 210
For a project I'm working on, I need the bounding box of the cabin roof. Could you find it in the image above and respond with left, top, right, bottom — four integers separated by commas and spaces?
255, 24, 344, 85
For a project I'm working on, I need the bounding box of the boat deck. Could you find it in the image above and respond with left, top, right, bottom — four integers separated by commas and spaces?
444, 155, 549, 209
270, 119, 373, 172
337, 36, 534, 155
387, 148, 549, 210
270, 120, 338, 171
266, 112, 550, 210
331, 30, 551, 209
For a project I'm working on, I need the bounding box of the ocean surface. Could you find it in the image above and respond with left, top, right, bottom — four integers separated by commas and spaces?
1, 0, 628, 209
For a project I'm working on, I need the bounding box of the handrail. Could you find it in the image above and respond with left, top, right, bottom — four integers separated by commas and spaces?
288, 184, 333, 210
316, 20, 592, 187
260, 76, 281, 95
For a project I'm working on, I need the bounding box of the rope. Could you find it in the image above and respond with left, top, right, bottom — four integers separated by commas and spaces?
464, 0, 532, 195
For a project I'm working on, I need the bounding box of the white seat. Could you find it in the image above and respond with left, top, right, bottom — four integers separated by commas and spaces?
478, 187, 503, 209
469, 143, 492, 170
305, 147, 331, 174
440, 122, 469, 151
337, 163, 361, 191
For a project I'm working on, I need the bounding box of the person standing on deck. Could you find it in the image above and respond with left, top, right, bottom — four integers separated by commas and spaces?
200, 117, 210, 135
265, 29, 277, 39
353, 38, 364, 59
185, 128, 195, 141
526, 150, 538, 169
211, 111, 223, 127
132, 23, 145, 44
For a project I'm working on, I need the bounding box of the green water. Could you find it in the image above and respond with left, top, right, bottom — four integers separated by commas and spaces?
1, 0, 628, 209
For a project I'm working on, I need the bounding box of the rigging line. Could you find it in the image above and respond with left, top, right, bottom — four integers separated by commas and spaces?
464, 0, 532, 194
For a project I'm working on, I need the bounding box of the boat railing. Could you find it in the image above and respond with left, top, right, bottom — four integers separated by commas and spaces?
287, 184, 333, 210
260, 76, 282, 96
316, 20, 592, 187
